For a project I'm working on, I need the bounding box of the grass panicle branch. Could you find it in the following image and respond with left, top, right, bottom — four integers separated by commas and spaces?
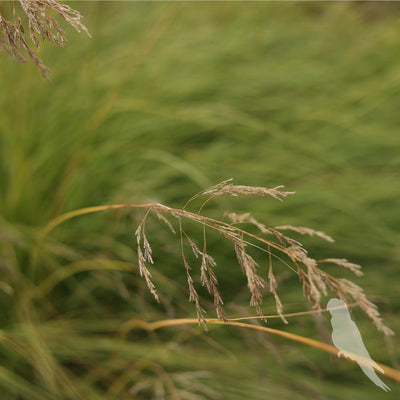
135, 213, 159, 302
37, 180, 393, 336
275, 225, 335, 243
0, 0, 89, 79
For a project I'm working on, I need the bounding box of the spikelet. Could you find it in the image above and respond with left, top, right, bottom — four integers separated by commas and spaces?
155, 210, 176, 234
268, 255, 287, 324
182, 252, 206, 327
275, 225, 334, 243
319, 258, 363, 277
135, 224, 159, 302
226, 212, 271, 234
233, 237, 266, 317
338, 279, 394, 336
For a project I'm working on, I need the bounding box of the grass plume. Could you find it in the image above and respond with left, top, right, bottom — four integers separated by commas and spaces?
0, 0, 89, 79
37, 180, 394, 336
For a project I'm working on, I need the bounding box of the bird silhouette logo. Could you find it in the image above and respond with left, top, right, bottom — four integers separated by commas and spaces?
327, 298, 390, 392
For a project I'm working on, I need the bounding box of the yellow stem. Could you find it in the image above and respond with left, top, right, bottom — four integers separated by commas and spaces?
125, 317, 400, 383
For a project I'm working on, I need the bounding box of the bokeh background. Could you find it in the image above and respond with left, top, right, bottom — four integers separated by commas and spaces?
0, 1, 399, 399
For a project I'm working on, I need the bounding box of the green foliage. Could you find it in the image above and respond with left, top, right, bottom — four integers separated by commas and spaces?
0, 1, 399, 399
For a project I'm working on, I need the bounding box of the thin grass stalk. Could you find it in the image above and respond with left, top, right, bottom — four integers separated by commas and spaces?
122, 317, 400, 384
31, 181, 394, 335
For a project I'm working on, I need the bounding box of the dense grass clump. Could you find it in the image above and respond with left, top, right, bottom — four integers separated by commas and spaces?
1, 2, 399, 399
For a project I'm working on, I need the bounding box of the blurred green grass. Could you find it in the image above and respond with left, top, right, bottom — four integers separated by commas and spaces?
1, 1, 400, 399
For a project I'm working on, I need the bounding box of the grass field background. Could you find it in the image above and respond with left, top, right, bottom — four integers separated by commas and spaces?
0, 1, 399, 399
